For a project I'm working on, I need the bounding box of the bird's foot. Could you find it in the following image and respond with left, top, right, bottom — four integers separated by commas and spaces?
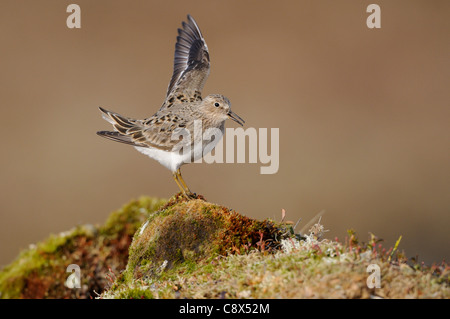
175, 191, 206, 201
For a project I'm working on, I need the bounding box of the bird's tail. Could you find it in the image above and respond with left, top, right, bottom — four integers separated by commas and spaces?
97, 107, 143, 147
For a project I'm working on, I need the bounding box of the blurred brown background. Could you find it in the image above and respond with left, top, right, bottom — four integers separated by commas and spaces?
0, 0, 449, 267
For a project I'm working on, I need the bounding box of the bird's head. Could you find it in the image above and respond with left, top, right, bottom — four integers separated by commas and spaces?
200, 94, 244, 126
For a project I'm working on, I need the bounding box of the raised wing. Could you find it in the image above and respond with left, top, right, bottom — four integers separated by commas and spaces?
162, 15, 210, 109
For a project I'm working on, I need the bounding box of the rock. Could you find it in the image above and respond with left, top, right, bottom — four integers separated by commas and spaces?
121, 195, 287, 283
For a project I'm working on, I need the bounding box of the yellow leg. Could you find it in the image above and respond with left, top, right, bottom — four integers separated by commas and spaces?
176, 169, 192, 195
173, 171, 194, 200
173, 173, 188, 198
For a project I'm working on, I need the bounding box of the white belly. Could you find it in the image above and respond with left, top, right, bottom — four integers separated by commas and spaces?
134, 146, 187, 172
134, 124, 225, 172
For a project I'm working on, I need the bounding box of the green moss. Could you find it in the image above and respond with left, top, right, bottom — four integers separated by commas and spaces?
106, 284, 155, 299
120, 197, 288, 288
0, 248, 41, 298
0, 224, 101, 299
102, 214, 450, 299
3, 194, 448, 299
0, 196, 167, 299
100, 197, 166, 237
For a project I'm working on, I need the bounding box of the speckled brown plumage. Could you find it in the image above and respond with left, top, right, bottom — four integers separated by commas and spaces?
97, 15, 244, 199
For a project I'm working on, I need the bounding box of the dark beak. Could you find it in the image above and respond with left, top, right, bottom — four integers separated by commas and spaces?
227, 111, 245, 126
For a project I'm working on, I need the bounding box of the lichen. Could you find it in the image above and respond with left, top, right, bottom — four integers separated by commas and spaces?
103, 226, 450, 299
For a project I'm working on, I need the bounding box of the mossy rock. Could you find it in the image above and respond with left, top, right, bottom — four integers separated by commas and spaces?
0, 197, 166, 299
3, 194, 447, 299
104, 216, 450, 299
121, 195, 288, 284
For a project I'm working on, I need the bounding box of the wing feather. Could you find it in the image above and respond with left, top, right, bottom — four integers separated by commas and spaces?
97, 107, 189, 151
163, 15, 210, 109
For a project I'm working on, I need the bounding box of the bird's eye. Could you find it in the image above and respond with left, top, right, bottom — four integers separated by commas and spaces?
214, 102, 220, 107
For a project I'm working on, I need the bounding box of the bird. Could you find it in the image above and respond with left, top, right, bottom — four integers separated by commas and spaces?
97, 15, 244, 199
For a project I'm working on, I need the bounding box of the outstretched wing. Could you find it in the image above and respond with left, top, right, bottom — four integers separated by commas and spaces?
162, 15, 210, 109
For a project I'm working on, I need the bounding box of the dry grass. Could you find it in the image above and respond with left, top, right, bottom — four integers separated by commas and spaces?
103, 238, 450, 299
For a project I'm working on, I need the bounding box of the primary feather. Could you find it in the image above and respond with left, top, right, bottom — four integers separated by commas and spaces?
162, 15, 210, 110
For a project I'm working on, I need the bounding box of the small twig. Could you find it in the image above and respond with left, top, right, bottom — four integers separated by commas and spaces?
300, 210, 325, 235
280, 209, 286, 222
